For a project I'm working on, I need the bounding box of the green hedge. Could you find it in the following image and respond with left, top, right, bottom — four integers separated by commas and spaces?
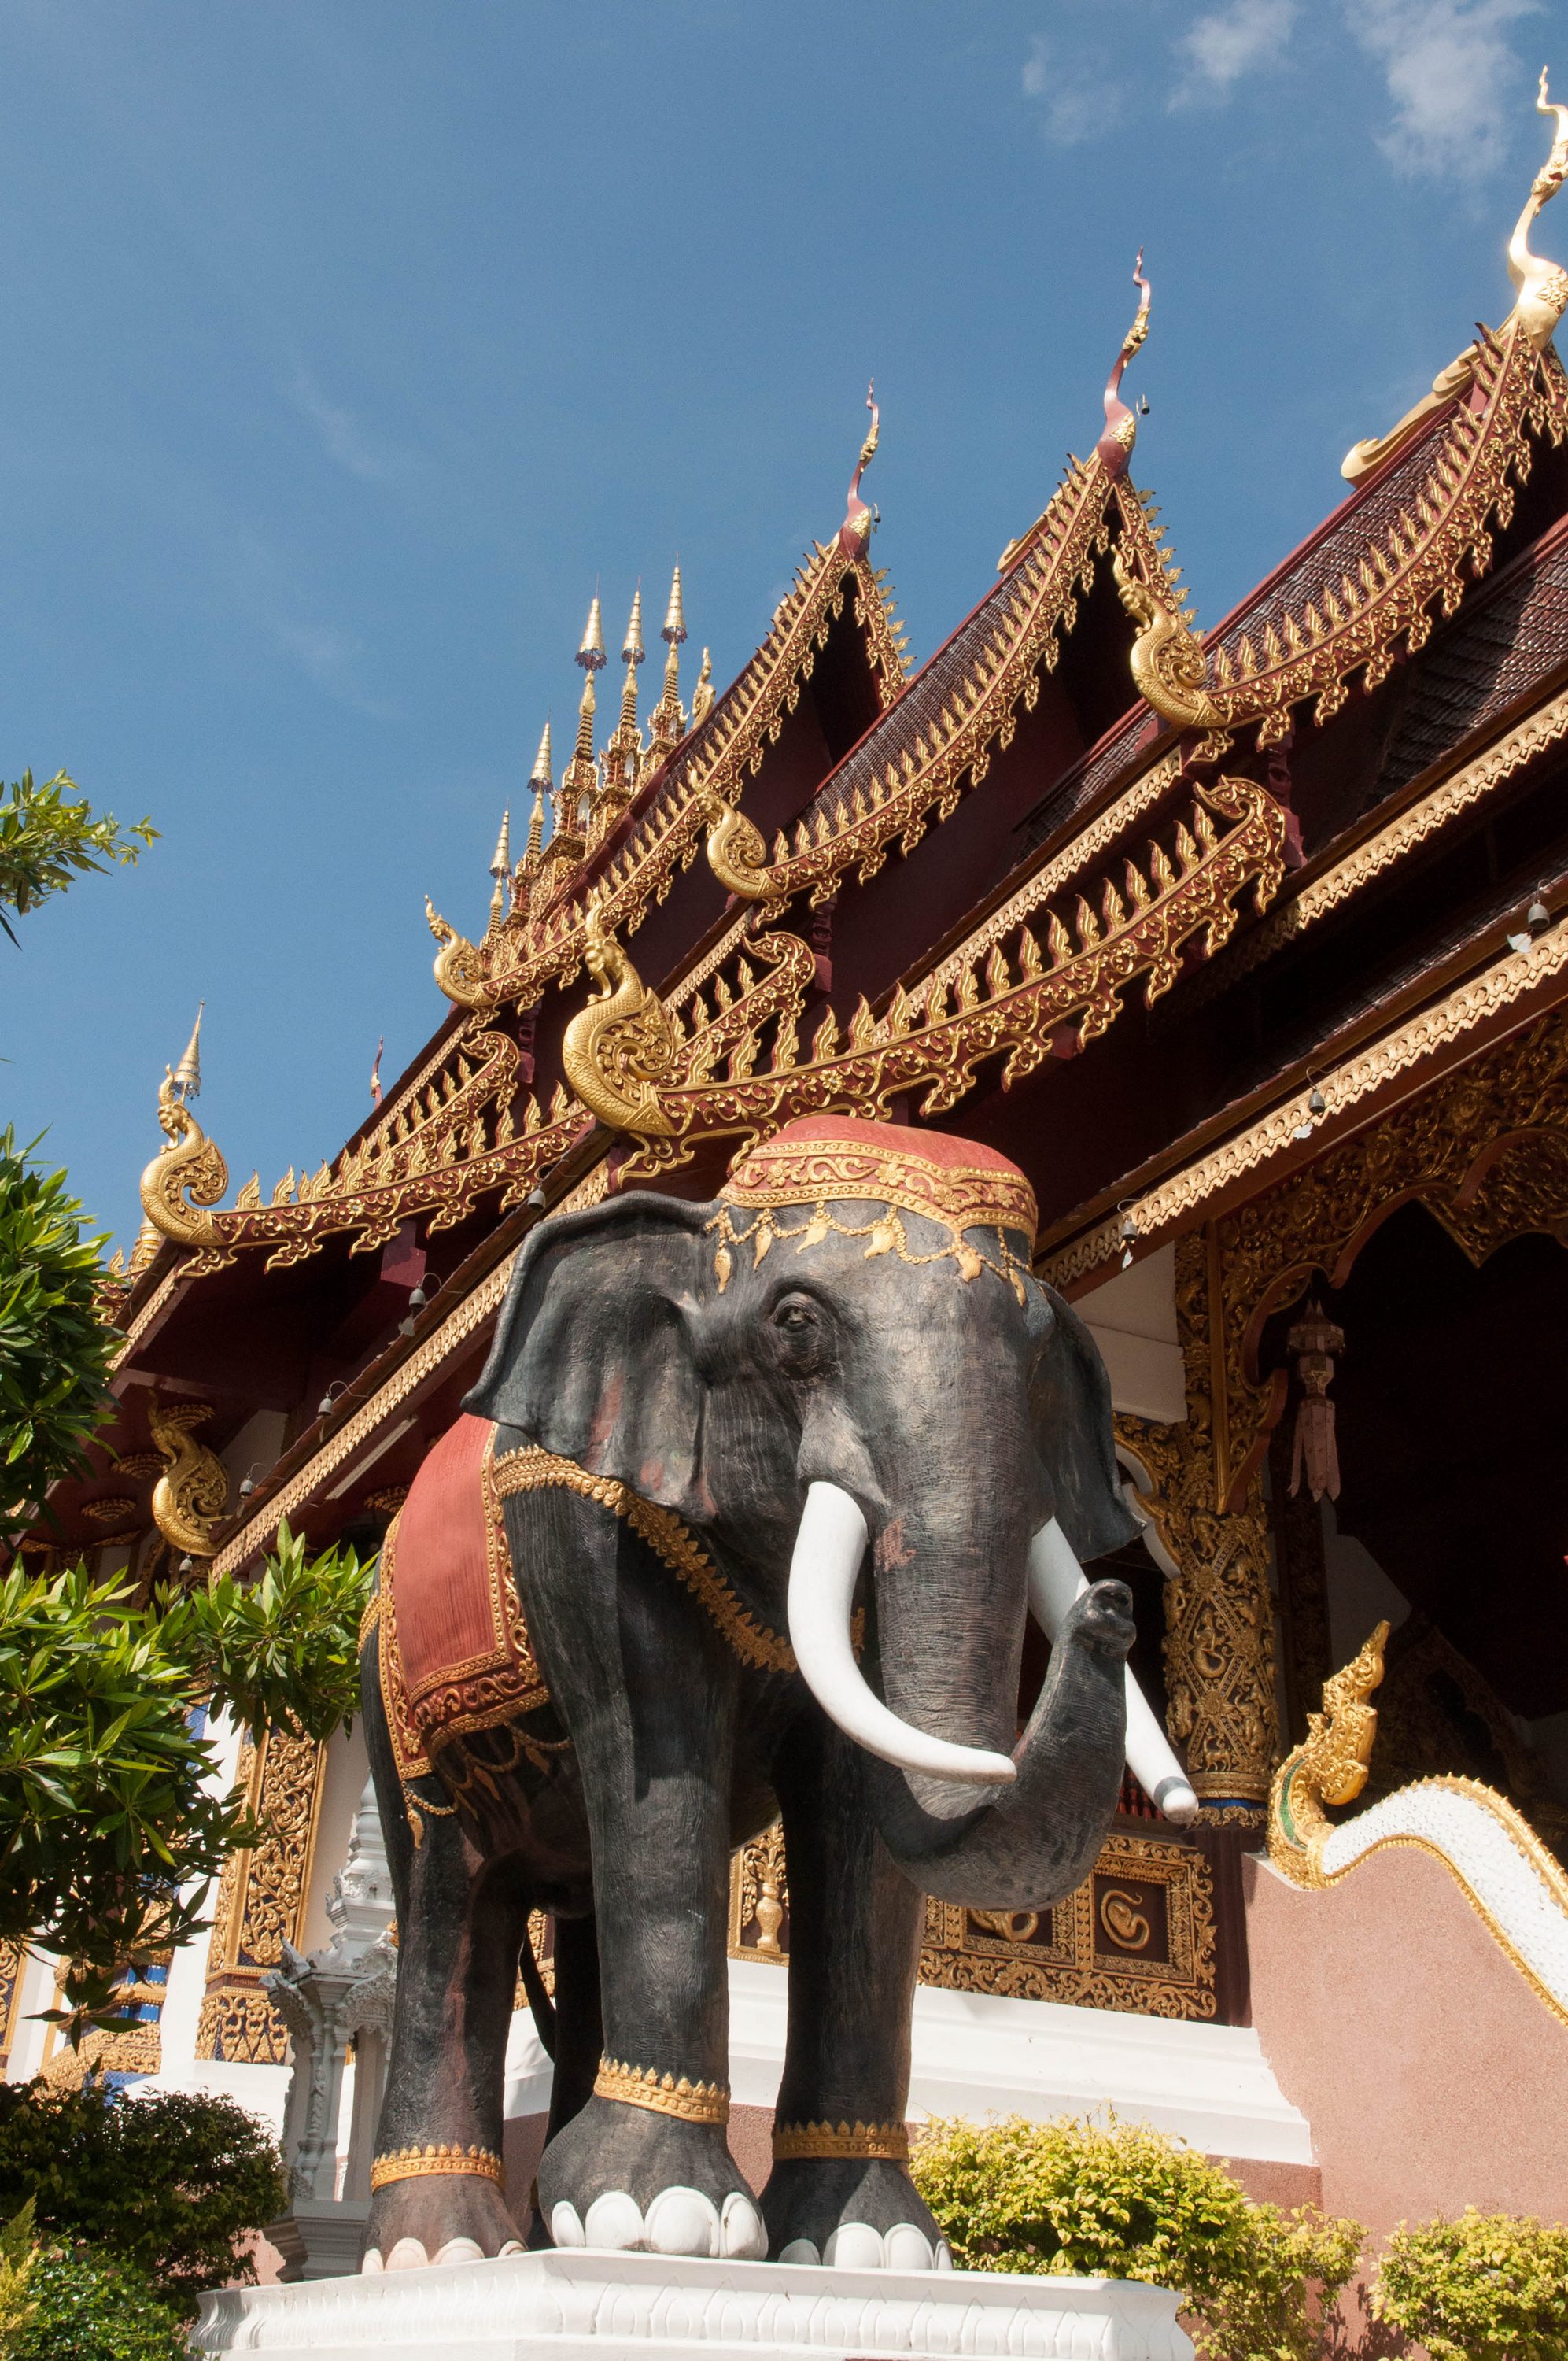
4, 2248, 185, 2361
1371, 2208, 1568, 2361
910, 2114, 1360, 2361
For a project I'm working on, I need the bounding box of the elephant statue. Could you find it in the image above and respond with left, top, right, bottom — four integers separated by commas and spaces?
359, 1114, 1195, 2276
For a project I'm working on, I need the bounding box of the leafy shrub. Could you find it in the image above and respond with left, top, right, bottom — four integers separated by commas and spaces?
0, 1132, 116, 1521
910, 2113, 1362, 2361
0, 2200, 39, 2355
1371, 2208, 1568, 2361
6, 2248, 184, 2361
0, 2081, 283, 2315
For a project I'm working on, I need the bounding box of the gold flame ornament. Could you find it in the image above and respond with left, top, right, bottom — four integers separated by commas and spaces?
138, 1064, 229, 1251
1269, 1622, 1389, 1886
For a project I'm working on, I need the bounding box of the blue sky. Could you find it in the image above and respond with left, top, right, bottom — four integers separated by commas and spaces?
3, 0, 1559, 1248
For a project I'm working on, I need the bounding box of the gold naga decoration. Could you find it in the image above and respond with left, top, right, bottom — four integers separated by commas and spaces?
147, 1398, 231, 1562
562, 905, 678, 1134
1268, 1621, 1389, 1885
137, 1011, 229, 1251
1120, 77, 1568, 751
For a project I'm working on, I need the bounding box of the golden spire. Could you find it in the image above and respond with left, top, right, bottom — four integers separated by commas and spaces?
690, 646, 715, 727
526, 719, 552, 857
662, 563, 687, 648
622, 586, 645, 670
487, 808, 511, 928
170, 1003, 204, 1103
645, 562, 689, 766
577, 593, 607, 672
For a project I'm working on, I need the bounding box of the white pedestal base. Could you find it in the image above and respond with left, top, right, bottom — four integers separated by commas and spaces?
192, 2249, 1193, 2360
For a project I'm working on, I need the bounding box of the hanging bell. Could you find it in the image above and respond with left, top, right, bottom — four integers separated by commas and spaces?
1527, 898, 1551, 937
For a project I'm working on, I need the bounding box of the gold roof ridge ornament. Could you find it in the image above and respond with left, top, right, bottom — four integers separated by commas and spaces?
1268, 1621, 1389, 1885
487, 809, 511, 931
148, 1397, 229, 1566
138, 1015, 229, 1252
647, 563, 688, 762
837, 381, 880, 558
561, 902, 677, 1135
689, 646, 714, 727
1344, 65, 1568, 484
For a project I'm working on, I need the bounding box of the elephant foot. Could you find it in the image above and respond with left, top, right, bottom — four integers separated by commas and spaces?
538, 2098, 766, 2259
362, 2172, 525, 2274
760, 2157, 951, 2270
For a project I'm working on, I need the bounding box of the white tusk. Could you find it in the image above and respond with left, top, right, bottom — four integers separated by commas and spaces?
1027, 1519, 1199, 1825
788, 1483, 1016, 1786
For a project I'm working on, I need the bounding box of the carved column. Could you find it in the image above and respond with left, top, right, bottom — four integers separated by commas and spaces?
1116, 1231, 1279, 1816
195, 1727, 326, 2062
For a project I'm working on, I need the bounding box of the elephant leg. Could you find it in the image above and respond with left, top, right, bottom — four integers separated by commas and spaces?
362, 1787, 529, 2272
518, 1491, 766, 2261
761, 1721, 949, 2270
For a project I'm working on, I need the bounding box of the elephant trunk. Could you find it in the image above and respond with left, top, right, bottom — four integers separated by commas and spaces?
785, 1481, 1134, 1912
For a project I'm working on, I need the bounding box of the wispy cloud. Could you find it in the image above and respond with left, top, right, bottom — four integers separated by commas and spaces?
283, 363, 409, 482
1174, 0, 1298, 105
1348, 0, 1540, 180
1021, 34, 1121, 147
227, 531, 400, 719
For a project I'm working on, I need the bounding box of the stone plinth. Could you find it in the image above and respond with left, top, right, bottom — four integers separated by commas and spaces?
192, 2249, 1192, 2360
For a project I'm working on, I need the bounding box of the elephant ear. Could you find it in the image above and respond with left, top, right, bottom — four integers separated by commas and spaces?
1029, 1282, 1142, 1562
463, 1193, 717, 1524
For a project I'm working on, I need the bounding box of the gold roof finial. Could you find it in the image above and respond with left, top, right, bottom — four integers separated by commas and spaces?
646, 562, 689, 763
837, 381, 880, 556
170, 1003, 204, 1103
622, 586, 645, 669
1095, 249, 1152, 481
488, 807, 512, 927
1506, 65, 1568, 350
577, 592, 607, 673
662, 561, 688, 648
526, 718, 552, 857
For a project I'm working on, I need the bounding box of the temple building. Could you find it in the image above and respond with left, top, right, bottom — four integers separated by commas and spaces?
8, 78, 1568, 2260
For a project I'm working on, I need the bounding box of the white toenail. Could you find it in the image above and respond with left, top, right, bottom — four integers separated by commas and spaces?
551, 2202, 586, 2248
434, 2237, 485, 2266
884, 2223, 935, 2271
779, 2236, 820, 2265
721, 2191, 769, 2259
824, 2220, 884, 2269
386, 2237, 429, 2271
497, 2240, 524, 2258
644, 2185, 721, 2258
935, 2238, 954, 2270
585, 2190, 646, 2250
360, 2248, 383, 2275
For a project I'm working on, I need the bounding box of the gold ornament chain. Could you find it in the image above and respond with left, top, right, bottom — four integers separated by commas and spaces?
593, 2056, 730, 2124
772, 2118, 910, 2161
369, 2142, 504, 2190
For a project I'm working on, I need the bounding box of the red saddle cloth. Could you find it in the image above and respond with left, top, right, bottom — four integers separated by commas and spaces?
377, 1412, 548, 1781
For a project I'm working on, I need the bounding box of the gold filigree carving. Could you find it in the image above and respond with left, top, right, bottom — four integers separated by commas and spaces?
1044, 922, 1568, 1292
1120, 304, 1568, 747
138, 1072, 228, 1250
370, 2144, 504, 2189
773, 2120, 909, 2161
1114, 1233, 1279, 1808
1205, 1007, 1568, 1510
560, 911, 677, 1136
195, 1728, 324, 2064
147, 1400, 228, 1561
697, 784, 770, 900
729, 1823, 1217, 2021
593, 2057, 729, 2123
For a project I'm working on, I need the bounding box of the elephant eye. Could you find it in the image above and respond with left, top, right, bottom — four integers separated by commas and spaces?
770, 1295, 819, 1333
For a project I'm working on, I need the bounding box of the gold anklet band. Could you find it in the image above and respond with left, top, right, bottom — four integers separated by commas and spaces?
370, 2142, 505, 2190
772, 2119, 909, 2162
593, 2056, 730, 2125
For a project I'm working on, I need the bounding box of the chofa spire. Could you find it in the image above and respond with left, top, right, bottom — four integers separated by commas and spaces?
526, 718, 552, 857
1095, 249, 1152, 480
837, 382, 880, 557
487, 808, 511, 929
